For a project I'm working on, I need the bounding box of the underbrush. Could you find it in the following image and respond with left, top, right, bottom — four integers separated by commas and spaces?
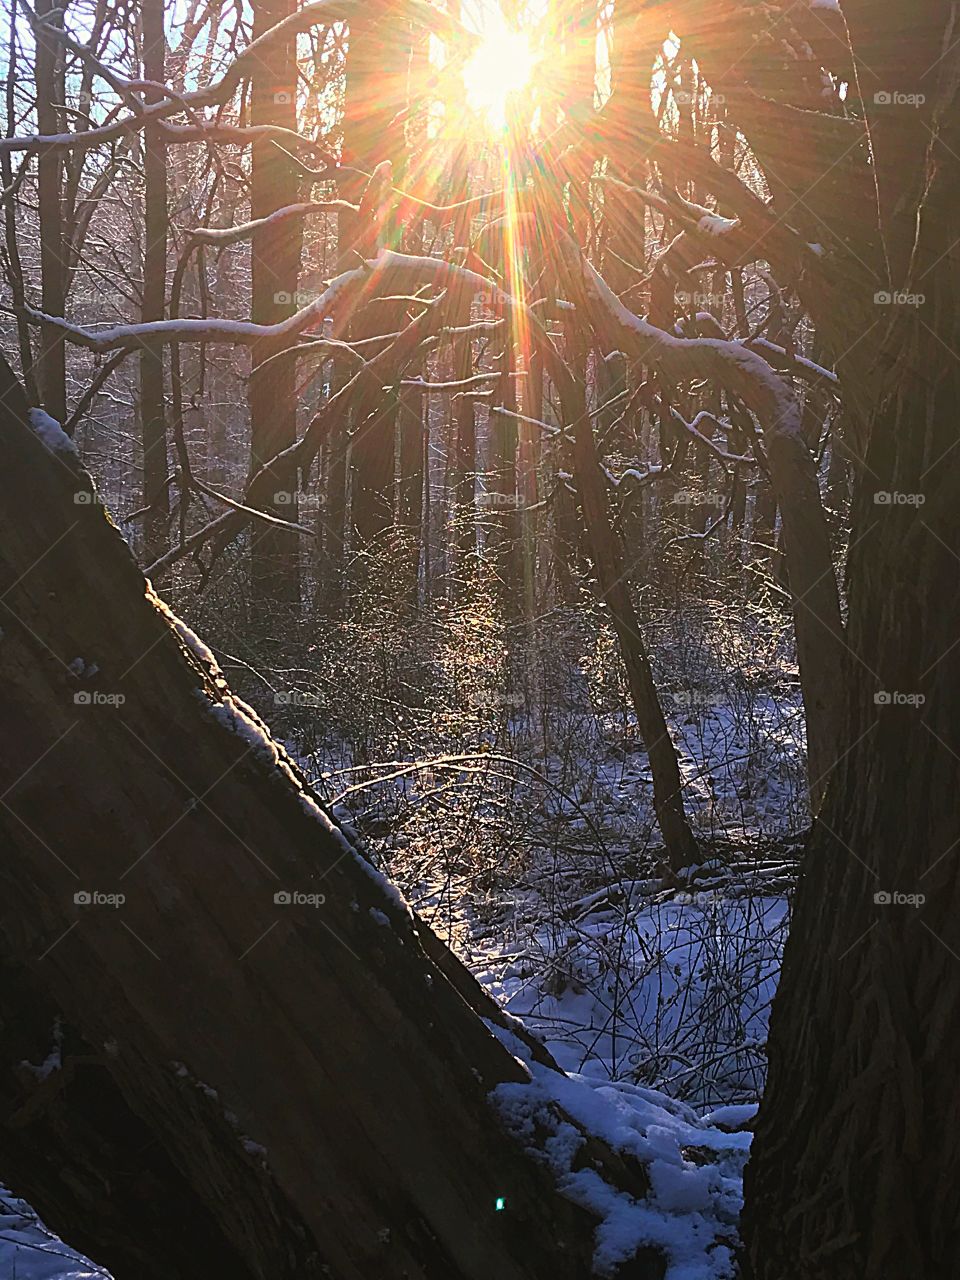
167, 539, 806, 1106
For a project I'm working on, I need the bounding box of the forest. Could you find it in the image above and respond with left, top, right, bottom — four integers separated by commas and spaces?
0, 0, 956, 1276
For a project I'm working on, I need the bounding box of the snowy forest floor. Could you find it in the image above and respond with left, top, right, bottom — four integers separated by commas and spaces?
3, 586, 807, 1279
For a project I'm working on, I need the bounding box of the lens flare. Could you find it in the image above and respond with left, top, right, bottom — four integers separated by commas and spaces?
462, 26, 534, 131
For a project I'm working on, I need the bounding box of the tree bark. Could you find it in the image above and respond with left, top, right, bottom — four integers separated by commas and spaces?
140, 0, 170, 564
249, 0, 301, 605
34, 0, 69, 425
743, 9, 960, 1276
341, 18, 409, 549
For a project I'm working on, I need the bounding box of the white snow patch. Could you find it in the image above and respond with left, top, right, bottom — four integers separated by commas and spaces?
0, 1189, 109, 1278
28, 407, 78, 458
701, 1104, 758, 1131
493, 1059, 746, 1279
696, 212, 738, 238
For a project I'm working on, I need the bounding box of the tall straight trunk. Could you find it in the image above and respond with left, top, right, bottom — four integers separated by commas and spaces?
341, 19, 409, 548
140, 0, 170, 564
34, 0, 68, 424
449, 148, 479, 570
519, 348, 543, 622
395, 36, 429, 604
249, 0, 301, 605
397, 391, 425, 611
2, 0, 37, 403
0, 354, 660, 1280
743, 8, 960, 1276
490, 341, 521, 619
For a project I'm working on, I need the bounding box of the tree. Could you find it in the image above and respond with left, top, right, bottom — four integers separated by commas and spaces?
742, 5, 960, 1275
0, 356, 664, 1280
340, 18, 410, 550
139, 0, 171, 564
33, 0, 69, 424
248, 0, 302, 604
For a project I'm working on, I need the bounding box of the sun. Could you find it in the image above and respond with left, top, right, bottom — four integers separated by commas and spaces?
462, 25, 535, 132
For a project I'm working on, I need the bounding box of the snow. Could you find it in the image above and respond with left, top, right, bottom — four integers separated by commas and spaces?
492, 1055, 748, 1278
170, 1063, 268, 1166
0, 1190, 109, 1279
701, 1104, 757, 1131
696, 213, 738, 238
561, 241, 805, 443
28, 408, 78, 458
478, 866, 780, 1277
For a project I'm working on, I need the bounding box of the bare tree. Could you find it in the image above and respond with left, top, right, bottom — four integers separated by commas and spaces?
140, 0, 171, 563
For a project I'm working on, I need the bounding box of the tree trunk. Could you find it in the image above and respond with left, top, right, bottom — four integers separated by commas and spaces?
249, 0, 301, 605
743, 9, 960, 1276
1, 0, 38, 403
34, 0, 69, 425
139, 0, 170, 564
0, 358, 662, 1280
450, 151, 479, 571
489, 342, 521, 620
341, 18, 409, 549
563, 372, 700, 872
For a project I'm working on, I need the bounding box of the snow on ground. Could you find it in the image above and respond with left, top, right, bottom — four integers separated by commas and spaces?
473, 888, 789, 1101
0, 1191, 108, 1279
473, 886, 786, 1278
493, 1054, 753, 1279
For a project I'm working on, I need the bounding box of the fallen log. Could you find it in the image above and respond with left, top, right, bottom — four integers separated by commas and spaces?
0, 355, 662, 1279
